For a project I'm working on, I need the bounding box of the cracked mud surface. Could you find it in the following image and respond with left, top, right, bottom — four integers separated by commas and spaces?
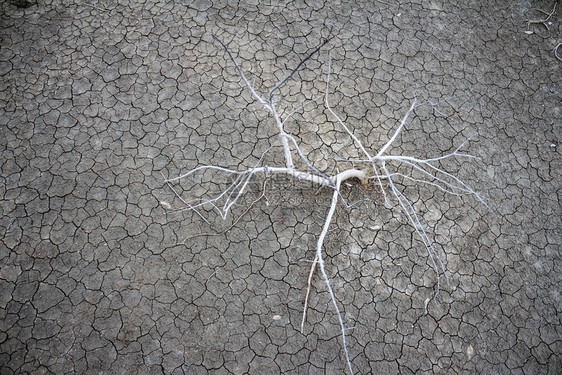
1, 0, 561, 374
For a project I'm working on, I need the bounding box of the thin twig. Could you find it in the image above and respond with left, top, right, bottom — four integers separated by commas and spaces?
325, 53, 389, 202
268, 26, 334, 104
376, 100, 417, 157
301, 253, 319, 333
526, 3, 557, 32
555, 42, 562, 61
181, 179, 269, 243
212, 34, 269, 108
84, 3, 108, 12
312, 175, 354, 375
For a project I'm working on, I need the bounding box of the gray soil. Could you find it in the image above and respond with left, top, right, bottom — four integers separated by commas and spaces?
1, 0, 560, 374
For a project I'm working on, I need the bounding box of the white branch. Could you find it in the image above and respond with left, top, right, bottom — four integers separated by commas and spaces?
313, 175, 354, 375
212, 34, 269, 109
167, 32, 492, 375
166, 165, 245, 183
376, 100, 417, 157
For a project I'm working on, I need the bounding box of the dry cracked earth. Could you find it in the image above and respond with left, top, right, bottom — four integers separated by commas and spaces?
1, 0, 561, 374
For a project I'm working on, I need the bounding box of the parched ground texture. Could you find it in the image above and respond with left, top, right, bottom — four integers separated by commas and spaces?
1, 0, 561, 374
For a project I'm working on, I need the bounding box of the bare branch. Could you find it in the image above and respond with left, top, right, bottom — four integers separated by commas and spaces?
555, 42, 562, 62
313, 175, 354, 374
376, 100, 417, 157
267, 26, 334, 104
168, 30, 491, 375
212, 34, 269, 108
525, 2, 557, 33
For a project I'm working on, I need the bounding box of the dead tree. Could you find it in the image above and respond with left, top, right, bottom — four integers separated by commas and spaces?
165, 29, 489, 374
